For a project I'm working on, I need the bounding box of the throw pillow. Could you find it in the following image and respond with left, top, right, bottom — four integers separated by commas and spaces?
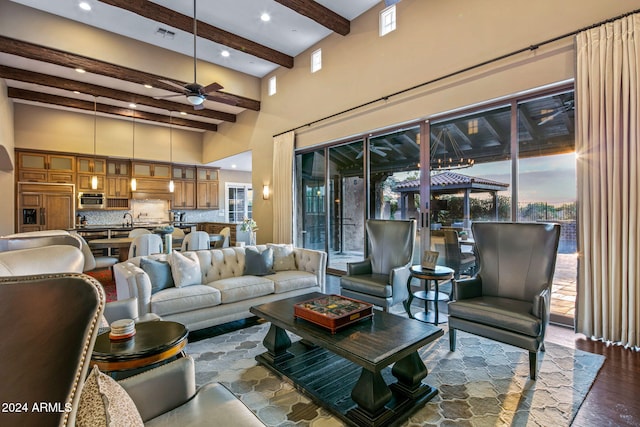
268, 244, 296, 271
140, 258, 174, 294
168, 250, 201, 287
244, 247, 274, 276
76, 365, 143, 427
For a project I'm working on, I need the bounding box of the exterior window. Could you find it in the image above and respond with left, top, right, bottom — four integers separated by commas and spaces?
311, 49, 322, 73
268, 76, 276, 96
227, 183, 253, 223
379, 5, 396, 36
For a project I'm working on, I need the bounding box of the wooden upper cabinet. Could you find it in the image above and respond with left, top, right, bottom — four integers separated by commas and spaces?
196, 181, 219, 209
17, 152, 75, 183
77, 157, 107, 192
133, 161, 171, 178
172, 165, 196, 180
196, 167, 219, 181
173, 180, 196, 209
107, 159, 130, 176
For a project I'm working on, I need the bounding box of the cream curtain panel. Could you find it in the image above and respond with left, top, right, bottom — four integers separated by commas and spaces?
576, 13, 640, 347
272, 131, 295, 244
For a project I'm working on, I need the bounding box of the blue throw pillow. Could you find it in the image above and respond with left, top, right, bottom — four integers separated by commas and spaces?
140, 258, 174, 294
244, 247, 274, 276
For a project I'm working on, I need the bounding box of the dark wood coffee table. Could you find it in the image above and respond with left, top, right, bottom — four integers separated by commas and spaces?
91, 321, 188, 379
250, 293, 443, 427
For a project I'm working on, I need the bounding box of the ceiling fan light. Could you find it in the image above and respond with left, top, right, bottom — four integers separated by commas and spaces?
187, 94, 204, 105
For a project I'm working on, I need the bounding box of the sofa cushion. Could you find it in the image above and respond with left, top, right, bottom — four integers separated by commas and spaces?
140, 258, 174, 294
268, 244, 296, 271
208, 276, 275, 304
243, 247, 274, 276
77, 366, 143, 427
169, 250, 201, 287
270, 270, 318, 293
151, 285, 221, 317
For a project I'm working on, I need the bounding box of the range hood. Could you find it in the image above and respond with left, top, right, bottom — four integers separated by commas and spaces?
131, 191, 173, 201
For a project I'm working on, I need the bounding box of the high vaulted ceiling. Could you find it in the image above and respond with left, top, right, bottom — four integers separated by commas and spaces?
0, 0, 380, 132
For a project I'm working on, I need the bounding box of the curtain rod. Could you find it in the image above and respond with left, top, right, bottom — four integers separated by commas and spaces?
273, 8, 640, 138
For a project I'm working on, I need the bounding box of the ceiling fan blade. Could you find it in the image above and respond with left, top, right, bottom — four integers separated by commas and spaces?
193, 103, 205, 111
159, 79, 187, 91
153, 94, 184, 100
202, 82, 223, 93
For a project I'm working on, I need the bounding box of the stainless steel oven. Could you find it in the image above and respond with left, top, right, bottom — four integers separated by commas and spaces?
77, 192, 105, 209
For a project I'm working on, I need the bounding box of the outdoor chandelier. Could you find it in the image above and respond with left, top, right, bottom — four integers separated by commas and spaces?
430, 126, 474, 171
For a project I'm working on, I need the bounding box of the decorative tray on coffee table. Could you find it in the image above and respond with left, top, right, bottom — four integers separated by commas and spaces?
293, 294, 373, 334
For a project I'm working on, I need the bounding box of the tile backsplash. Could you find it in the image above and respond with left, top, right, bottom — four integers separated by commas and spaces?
78, 205, 226, 226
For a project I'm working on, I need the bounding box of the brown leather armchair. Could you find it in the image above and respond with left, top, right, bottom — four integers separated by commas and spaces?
340, 219, 416, 311
448, 222, 561, 379
0, 273, 105, 427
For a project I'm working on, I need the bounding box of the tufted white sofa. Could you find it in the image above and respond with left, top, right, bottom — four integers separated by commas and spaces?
113, 245, 327, 331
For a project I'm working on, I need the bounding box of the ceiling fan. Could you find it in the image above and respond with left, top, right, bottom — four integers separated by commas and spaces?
156, 0, 223, 110
356, 143, 392, 159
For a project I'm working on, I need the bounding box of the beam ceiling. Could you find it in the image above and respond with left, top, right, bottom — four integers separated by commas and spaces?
0, 65, 235, 123
274, 0, 350, 36
8, 88, 218, 132
97, 0, 294, 69
0, 35, 260, 111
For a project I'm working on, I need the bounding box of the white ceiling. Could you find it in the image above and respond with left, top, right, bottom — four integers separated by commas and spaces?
9, 0, 380, 78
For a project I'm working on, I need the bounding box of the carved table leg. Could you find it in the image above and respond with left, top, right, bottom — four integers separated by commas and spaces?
349, 368, 393, 424
261, 324, 293, 365
390, 350, 430, 399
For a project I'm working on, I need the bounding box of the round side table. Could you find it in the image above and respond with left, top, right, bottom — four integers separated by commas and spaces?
91, 320, 188, 379
404, 265, 454, 325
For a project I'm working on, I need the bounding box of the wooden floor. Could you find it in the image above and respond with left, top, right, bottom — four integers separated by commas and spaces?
543, 324, 640, 426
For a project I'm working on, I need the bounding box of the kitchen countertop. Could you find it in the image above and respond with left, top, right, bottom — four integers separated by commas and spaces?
68, 222, 198, 232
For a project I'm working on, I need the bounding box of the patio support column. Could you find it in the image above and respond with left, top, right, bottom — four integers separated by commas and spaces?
492, 192, 498, 220
463, 189, 471, 229
407, 193, 417, 221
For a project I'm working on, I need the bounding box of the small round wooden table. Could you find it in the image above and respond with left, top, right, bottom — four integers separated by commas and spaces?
91, 321, 188, 378
404, 265, 454, 325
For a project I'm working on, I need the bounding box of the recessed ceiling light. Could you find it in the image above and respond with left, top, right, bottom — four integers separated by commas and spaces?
143, 84, 153, 89
75, 68, 86, 73
260, 12, 271, 22
73, 90, 80, 94
221, 50, 230, 58
180, 111, 187, 115
129, 103, 137, 108
231, 164, 237, 169
78, 2, 91, 11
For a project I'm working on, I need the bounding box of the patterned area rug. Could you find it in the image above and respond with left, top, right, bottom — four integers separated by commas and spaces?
84, 269, 117, 302
187, 322, 604, 427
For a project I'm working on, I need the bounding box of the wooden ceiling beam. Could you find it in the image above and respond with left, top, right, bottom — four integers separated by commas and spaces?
275, 0, 350, 36
8, 88, 218, 132
0, 65, 236, 123
97, 0, 294, 69
0, 35, 260, 111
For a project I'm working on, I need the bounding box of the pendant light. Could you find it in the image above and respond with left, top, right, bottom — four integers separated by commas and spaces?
168, 111, 174, 193
130, 114, 137, 191
90, 96, 98, 190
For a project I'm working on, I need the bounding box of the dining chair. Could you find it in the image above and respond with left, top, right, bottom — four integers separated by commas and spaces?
181, 231, 210, 251
74, 233, 119, 277
128, 228, 152, 238
129, 234, 163, 258
218, 226, 231, 248
443, 229, 476, 279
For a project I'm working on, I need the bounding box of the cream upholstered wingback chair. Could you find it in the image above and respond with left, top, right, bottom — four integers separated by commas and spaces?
181, 231, 210, 251
448, 222, 561, 379
340, 219, 416, 311
129, 234, 163, 258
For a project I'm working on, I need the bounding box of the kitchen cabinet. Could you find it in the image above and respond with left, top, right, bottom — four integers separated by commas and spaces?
132, 161, 171, 178
173, 180, 196, 209
106, 176, 130, 198
196, 181, 219, 209
107, 159, 130, 177
171, 165, 196, 210
106, 160, 131, 208
196, 167, 219, 209
17, 183, 75, 232
77, 156, 106, 192
17, 151, 75, 183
